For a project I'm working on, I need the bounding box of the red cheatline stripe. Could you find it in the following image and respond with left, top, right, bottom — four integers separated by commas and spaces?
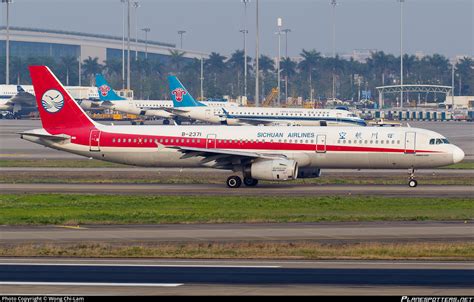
71, 130, 440, 154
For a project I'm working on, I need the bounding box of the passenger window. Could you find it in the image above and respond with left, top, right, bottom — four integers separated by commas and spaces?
112, 138, 116, 143
118, 139, 121, 143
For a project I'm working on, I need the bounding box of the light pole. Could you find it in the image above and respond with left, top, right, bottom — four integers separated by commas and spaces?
331, 0, 337, 101
178, 30, 186, 49
276, 18, 282, 106
121, 0, 126, 89
127, 0, 131, 89
451, 61, 455, 111
3, 0, 12, 85
200, 56, 204, 101
239, 29, 248, 97
133, 1, 140, 61
255, 0, 259, 106
282, 28, 291, 103
399, 0, 404, 108
242, 0, 250, 99
141, 28, 150, 59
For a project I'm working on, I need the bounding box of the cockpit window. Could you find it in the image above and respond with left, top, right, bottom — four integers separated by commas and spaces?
430, 138, 450, 145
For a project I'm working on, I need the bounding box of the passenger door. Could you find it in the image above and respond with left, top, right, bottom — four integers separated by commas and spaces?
316, 134, 327, 153
89, 129, 101, 152
404, 132, 416, 154
205, 109, 212, 121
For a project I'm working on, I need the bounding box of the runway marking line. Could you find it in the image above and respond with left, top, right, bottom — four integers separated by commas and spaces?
56, 225, 88, 230
0, 282, 183, 287
0, 263, 280, 268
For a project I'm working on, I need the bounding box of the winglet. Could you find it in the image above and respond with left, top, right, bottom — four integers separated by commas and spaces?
168, 75, 205, 107
95, 74, 126, 101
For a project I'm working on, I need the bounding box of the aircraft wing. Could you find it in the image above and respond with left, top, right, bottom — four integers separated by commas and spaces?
225, 117, 276, 126
219, 108, 275, 126
170, 146, 286, 169
161, 107, 190, 114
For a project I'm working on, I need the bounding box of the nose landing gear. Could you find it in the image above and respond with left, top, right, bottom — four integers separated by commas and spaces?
408, 168, 417, 187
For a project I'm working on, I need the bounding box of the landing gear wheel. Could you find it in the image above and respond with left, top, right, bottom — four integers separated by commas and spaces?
243, 177, 258, 187
226, 176, 242, 188
163, 119, 170, 125
408, 167, 417, 188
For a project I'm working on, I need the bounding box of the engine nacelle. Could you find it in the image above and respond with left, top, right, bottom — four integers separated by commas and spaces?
250, 159, 298, 181
297, 168, 321, 179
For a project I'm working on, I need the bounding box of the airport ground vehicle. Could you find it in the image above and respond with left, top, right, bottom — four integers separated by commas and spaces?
22, 66, 464, 188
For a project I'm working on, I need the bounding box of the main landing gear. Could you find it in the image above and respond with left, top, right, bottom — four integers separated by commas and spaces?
226, 176, 259, 188
408, 167, 418, 188
226, 176, 242, 188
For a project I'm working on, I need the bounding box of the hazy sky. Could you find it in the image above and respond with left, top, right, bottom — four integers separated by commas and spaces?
2, 0, 473, 58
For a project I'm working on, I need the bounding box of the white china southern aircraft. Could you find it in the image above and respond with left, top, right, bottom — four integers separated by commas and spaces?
95, 74, 239, 124
21, 66, 464, 188
166, 76, 367, 127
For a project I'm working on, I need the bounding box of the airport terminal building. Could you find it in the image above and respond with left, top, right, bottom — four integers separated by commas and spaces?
0, 26, 208, 64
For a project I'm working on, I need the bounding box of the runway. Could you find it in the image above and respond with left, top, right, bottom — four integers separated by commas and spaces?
1, 258, 472, 295
2, 221, 472, 244
1, 182, 473, 197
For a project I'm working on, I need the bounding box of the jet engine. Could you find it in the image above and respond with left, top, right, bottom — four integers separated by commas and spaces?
248, 159, 298, 181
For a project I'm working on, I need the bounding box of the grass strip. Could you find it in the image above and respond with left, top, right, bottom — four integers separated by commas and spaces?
1, 242, 472, 260
0, 194, 472, 225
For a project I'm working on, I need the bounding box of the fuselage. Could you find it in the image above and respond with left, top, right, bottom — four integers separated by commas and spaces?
173, 106, 367, 127
104, 99, 240, 118
22, 124, 463, 170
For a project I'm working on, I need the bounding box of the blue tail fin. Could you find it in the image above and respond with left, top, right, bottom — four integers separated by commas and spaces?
95, 74, 126, 101
168, 75, 205, 107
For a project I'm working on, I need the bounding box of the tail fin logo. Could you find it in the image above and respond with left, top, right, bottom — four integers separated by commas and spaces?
172, 88, 187, 102
41, 89, 64, 113
99, 84, 111, 97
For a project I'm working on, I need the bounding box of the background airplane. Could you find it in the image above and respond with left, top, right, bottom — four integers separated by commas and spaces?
0, 84, 100, 117
166, 76, 367, 127
21, 66, 464, 189
95, 74, 239, 125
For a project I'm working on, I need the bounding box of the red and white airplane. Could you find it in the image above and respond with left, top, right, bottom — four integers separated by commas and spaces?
21, 66, 464, 188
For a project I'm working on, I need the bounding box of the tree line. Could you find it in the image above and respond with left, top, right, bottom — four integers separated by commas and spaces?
0, 50, 472, 105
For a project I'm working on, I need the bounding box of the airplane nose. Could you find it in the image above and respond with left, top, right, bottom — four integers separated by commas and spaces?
452, 146, 465, 164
